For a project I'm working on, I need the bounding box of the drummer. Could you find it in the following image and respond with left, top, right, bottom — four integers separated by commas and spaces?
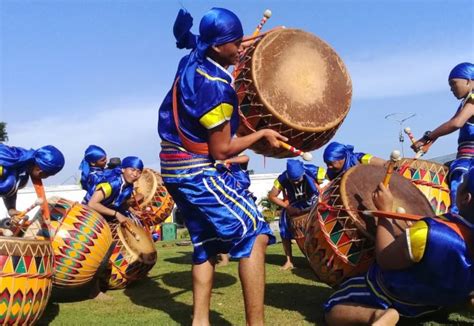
323, 141, 386, 180
268, 159, 326, 270
158, 7, 286, 325
79, 145, 107, 192
412, 62, 473, 214
0, 144, 65, 217
84, 156, 143, 225
324, 164, 474, 326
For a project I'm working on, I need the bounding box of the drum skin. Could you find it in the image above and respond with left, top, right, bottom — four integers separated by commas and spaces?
39, 197, 113, 288
107, 222, 157, 289
304, 165, 435, 287
396, 159, 450, 215
235, 28, 352, 158
0, 236, 54, 325
131, 168, 175, 227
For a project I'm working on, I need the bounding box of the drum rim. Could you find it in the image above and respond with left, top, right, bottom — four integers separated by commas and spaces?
0, 236, 52, 246
134, 168, 158, 208
250, 28, 352, 133
116, 223, 157, 261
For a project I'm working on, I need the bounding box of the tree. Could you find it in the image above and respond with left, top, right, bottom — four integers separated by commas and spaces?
0, 122, 7, 143
258, 196, 281, 222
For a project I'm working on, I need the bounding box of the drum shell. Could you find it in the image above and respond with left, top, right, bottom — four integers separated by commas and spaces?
0, 236, 54, 325
235, 28, 352, 158
396, 159, 450, 215
108, 222, 157, 289
287, 211, 310, 255
304, 165, 435, 287
40, 197, 114, 288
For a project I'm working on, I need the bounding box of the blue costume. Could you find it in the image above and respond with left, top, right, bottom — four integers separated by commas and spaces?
158, 8, 275, 264
83, 156, 143, 222
274, 159, 326, 239
325, 212, 474, 318
78, 145, 107, 193
447, 62, 474, 214
323, 142, 374, 180
0, 144, 64, 198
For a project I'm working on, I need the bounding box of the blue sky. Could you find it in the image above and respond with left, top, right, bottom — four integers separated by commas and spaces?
1, 0, 473, 184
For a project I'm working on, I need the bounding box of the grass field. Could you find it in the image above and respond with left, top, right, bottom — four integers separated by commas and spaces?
37, 241, 474, 325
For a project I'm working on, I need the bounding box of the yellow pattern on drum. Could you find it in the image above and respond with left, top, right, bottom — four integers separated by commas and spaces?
41, 197, 113, 287
0, 237, 54, 325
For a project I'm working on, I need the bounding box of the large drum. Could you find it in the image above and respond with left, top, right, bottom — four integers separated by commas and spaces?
396, 158, 450, 215
131, 168, 174, 227
287, 211, 310, 255
235, 28, 352, 158
304, 165, 435, 287
0, 236, 53, 325
108, 222, 157, 289
39, 197, 114, 287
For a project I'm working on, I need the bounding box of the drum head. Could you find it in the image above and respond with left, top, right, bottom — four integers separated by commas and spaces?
134, 168, 162, 207
252, 29, 352, 132
118, 223, 157, 264
340, 165, 435, 236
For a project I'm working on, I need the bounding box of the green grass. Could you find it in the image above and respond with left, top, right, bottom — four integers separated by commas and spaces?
37, 242, 474, 325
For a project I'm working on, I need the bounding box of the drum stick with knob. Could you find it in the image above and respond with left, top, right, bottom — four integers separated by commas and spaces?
382, 150, 401, 187
122, 221, 140, 241
404, 127, 431, 159
252, 9, 272, 37
12, 198, 44, 222
278, 141, 313, 161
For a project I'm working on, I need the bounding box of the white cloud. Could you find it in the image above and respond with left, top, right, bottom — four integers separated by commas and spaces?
348, 49, 472, 99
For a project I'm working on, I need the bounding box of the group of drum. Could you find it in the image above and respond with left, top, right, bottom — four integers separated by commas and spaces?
0, 169, 174, 325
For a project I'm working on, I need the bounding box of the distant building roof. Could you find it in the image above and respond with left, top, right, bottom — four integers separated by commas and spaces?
429, 153, 456, 165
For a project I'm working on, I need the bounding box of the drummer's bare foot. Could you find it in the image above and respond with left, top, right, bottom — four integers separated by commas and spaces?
216, 254, 229, 267
372, 308, 399, 326
280, 262, 294, 270
92, 291, 113, 301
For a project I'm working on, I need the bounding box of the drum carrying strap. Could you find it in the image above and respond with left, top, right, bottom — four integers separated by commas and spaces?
172, 78, 209, 155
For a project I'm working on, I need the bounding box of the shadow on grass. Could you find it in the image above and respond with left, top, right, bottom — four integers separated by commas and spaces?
265, 253, 309, 269
37, 302, 60, 325
265, 282, 332, 324
163, 250, 193, 265
124, 272, 235, 325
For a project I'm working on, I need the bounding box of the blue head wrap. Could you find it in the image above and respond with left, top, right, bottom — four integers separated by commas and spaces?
34, 145, 65, 175
448, 62, 474, 80
287, 159, 305, 181
122, 156, 144, 171
78, 145, 107, 187
0, 144, 64, 175
323, 142, 359, 179
173, 8, 243, 99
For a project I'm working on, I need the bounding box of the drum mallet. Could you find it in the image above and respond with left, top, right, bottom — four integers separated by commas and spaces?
13, 198, 44, 222
404, 127, 426, 159
252, 9, 272, 37
383, 150, 401, 187
279, 141, 313, 161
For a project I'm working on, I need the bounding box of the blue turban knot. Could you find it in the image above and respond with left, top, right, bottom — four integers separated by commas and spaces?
448, 62, 474, 80
287, 159, 305, 181
34, 145, 65, 175
122, 156, 144, 171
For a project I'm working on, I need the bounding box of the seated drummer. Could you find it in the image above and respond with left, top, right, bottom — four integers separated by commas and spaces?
323, 141, 386, 180
79, 145, 107, 193
84, 156, 143, 225
268, 159, 327, 270
324, 164, 474, 326
0, 144, 65, 218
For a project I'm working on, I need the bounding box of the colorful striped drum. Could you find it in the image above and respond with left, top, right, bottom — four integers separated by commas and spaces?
131, 168, 174, 227
38, 197, 113, 287
108, 222, 157, 289
396, 159, 451, 215
0, 236, 53, 325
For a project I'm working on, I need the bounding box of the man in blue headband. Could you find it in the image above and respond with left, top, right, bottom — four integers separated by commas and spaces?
268, 159, 327, 270
158, 7, 287, 324
324, 164, 474, 325
85, 156, 143, 225
413, 62, 474, 214
0, 144, 64, 217
78, 145, 107, 193
323, 142, 386, 180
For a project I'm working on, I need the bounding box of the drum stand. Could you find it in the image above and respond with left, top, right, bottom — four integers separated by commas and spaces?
384, 112, 416, 157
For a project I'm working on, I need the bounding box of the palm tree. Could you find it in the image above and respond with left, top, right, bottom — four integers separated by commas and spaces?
0, 122, 8, 143
258, 196, 281, 222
